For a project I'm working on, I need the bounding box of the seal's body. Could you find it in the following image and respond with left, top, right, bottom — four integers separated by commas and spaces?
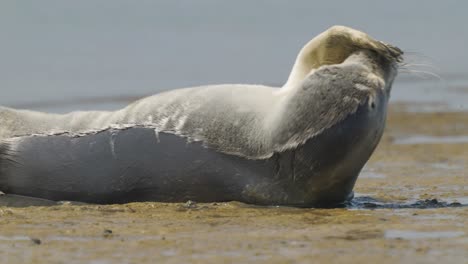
0, 26, 402, 206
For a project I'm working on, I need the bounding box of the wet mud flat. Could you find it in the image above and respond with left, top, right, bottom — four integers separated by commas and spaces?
0, 105, 467, 264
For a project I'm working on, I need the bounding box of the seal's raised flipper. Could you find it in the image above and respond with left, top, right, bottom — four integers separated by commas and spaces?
284, 25, 403, 89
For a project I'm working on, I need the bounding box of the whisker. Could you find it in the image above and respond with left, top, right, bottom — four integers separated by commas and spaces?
400, 63, 441, 71
402, 51, 437, 61
397, 49, 448, 85
399, 69, 446, 84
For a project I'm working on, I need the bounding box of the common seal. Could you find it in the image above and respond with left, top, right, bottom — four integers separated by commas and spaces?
0, 26, 402, 207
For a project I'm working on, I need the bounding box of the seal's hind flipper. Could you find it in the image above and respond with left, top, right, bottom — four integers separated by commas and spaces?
0, 141, 16, 191
0, 141, 15, 162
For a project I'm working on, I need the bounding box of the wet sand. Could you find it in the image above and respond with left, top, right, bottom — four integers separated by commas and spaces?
0, 105, 467, 264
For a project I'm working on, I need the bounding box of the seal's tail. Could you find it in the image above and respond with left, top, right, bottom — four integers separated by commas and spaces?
0, 142, 9, 191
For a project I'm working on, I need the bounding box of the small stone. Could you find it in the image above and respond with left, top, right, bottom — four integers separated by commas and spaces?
30, 238, 41, 245
184, 200, 198, 209
103, 229, 113, 238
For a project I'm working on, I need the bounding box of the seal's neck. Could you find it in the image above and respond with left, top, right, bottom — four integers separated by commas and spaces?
282, 39, 321, 90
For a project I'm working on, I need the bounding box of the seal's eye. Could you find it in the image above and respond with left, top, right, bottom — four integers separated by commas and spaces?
368, 100, 376, 110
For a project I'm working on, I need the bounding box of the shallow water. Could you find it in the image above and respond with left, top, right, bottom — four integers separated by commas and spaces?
393, 135, 468, 145
1, 1, 468, 263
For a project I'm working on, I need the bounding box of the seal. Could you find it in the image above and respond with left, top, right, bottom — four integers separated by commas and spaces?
0, 26, 402, 207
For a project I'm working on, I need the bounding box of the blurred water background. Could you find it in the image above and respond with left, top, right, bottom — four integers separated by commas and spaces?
0, 0, 467, 112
